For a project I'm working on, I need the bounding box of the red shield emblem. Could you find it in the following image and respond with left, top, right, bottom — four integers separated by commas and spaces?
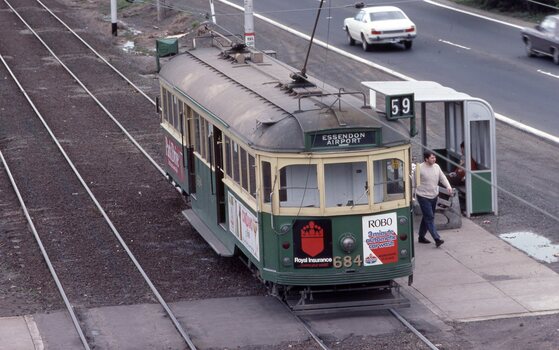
300, 221, 324, 257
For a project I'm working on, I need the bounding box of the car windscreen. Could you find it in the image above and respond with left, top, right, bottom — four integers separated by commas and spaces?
369, 11, 406, 21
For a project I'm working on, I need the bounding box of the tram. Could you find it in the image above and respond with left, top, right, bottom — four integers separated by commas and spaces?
157, 30, 415, 313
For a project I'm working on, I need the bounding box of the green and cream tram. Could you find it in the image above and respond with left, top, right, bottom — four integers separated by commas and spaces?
158, 33, 414, 312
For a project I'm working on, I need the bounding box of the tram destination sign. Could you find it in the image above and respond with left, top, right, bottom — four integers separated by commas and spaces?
308, 129, 378, 149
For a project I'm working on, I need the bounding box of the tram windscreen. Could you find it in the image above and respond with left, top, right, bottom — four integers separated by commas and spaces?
324, 162, 368, 207
373, 159, 405, 203
279, 164, 319, 208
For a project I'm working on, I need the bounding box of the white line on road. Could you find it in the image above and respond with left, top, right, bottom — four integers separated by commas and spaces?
215, 0, 559, 145
438, 39, 471, 50
537, 69, 559, 79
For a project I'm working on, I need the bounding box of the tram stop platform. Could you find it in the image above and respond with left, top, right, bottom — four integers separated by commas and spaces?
2, 217, 559, 349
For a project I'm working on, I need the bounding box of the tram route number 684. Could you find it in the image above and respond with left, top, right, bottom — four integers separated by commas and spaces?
386, 93, 414, 120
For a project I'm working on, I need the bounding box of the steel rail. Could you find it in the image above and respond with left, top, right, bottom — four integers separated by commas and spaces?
275, 295, 330, 350
0, 59, 91, 349
3, 0, 165, 177
389, 308, 440, 350
1, 3, 196, 348
34, 0, 156, 106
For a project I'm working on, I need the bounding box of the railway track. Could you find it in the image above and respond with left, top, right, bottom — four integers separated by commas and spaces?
0, 0, 447, 348
0, 0, 264, 347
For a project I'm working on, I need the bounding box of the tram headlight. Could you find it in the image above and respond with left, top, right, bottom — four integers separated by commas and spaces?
398, 216, 408, 225
279, 224, 291, 235
282, 257, 291, 267
400, 249, 408, 257
339, 233, 356, 253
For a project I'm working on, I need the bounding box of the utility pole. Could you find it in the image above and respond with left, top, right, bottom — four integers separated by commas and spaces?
209, 0, 216, 24
110, 0, 117, 36
244, 0, 254, 47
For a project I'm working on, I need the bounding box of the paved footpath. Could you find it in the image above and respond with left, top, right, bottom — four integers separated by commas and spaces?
2, 218, 559, 349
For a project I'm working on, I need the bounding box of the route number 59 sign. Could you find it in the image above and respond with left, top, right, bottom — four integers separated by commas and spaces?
386, 94, 414, 120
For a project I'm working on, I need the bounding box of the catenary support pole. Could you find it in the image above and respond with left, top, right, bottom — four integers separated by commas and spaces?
110, 0, 117, 36
244, 0, 254, 47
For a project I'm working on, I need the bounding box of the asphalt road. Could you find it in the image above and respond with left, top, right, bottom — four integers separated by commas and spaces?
220, 0, 559, 138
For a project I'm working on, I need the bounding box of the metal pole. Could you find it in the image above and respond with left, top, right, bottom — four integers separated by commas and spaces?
209, 0, 216, 24
156, 0, 161, 22
244, 0, 254, 47
110, 0, 117, 36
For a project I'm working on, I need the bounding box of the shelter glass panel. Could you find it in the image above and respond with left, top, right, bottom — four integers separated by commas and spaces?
470, 120, 490, 169
445, 102, 463, 153
373, 159, 405, 203
279, 164, 319, 208
324, 162, 368, 207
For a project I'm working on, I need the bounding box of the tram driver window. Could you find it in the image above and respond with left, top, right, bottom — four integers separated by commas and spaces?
324, 162, 368, 207
279, 164, 319, 208
373, 159, 405, 203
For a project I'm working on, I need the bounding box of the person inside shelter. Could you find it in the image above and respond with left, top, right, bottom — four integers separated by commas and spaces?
447, 141, 477, 186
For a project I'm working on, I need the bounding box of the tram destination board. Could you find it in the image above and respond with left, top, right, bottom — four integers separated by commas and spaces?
386, 93, 414, 120
307, 129, 379, 149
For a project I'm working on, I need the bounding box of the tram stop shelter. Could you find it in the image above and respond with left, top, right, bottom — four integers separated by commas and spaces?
362, 81, 497, 217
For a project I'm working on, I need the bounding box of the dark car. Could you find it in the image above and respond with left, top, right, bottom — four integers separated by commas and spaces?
521, 15, 559, 64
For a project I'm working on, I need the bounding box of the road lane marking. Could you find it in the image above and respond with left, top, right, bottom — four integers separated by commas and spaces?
537, 69, 559, 79
438, 39, 471, 50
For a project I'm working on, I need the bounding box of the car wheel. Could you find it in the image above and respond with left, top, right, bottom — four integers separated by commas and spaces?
553, 48, 559, 65
524, 38, 534, 57
361, 34, 370, 51
346, 28, 355, 46
404, 40, 413, 50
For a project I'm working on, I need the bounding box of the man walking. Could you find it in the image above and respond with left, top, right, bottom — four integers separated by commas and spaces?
416, 151, 453, 247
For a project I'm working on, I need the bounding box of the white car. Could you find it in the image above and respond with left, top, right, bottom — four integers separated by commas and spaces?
343, 6, 417, 51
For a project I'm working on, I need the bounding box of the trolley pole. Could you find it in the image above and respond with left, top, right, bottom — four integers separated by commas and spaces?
110, 0, 117, 36
244, 0, 254, 47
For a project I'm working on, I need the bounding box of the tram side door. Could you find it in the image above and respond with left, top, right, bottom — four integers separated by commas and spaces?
213, 128, 226, 224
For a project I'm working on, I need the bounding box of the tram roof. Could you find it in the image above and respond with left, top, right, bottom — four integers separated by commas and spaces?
159, 46, 409, 152
362, 81, 472, 102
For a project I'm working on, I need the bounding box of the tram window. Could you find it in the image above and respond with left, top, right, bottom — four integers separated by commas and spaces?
200, 119, 208, 160
373, 159, 405, 203
177, 101, 184, 131
232, 142, 240, 183
172, 95, 178, 129
324, 162, 368, 207
224, 136, 232, 177
249, 155, 256, 198
240, 148, 249, 191
208, 124, 214, 165
279, 164, 319, 208
164, 89, 171, 123
262, 161, 272, 203
194, 112, 201, 155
